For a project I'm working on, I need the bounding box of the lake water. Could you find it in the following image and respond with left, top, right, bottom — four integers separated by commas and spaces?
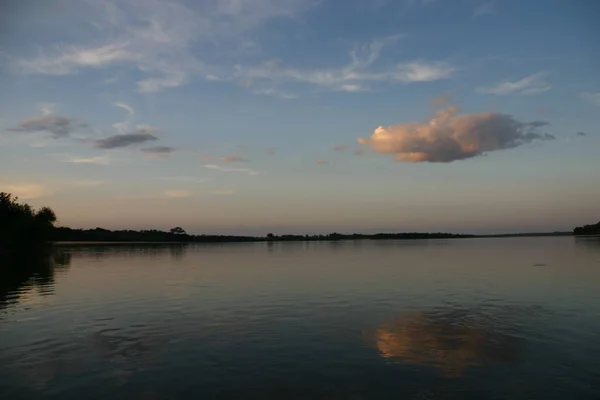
1, 237, 600, 399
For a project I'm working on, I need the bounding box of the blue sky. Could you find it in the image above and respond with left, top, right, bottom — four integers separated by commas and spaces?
1, 0, 599, 234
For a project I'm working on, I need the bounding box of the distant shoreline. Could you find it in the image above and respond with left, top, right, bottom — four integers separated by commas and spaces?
51, 231, 575, 246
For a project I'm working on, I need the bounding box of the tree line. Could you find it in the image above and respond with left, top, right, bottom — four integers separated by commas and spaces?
3, 192, 595, 254
573, 221, 600, 236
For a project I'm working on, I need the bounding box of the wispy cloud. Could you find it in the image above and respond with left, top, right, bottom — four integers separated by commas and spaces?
265, 147, 277, 155
316, 157, 329, 164
220, 153, 248, 163
112, 102, 135, 134
358, 101, 555, 163
576, 131, 587, 137
12, 0, 314, 92
236, 41, 455, 92
65, 155, 112, 165
580, 92, 600, 106
7, 114, 87, 138
0, 183, 50, 199
477, 72, 551, 95
95, 127, 158, 149
142, 146, 176, 157
203, 164, 261, 175
253, 88, 298, 99
114, 102, 134, 116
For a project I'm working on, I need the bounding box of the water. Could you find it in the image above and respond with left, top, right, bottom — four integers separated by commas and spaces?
1, 237, 600, 399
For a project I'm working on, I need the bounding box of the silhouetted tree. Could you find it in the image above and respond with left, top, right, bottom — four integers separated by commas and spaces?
574, 221, 600, 236
1, 193, 57, 255
170, 227, 186, 235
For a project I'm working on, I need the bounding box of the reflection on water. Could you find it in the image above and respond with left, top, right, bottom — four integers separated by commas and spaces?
61, 243, 190, 260
0, 238, 599, 399
366, 310, 520, 377
0, 250, 71, 310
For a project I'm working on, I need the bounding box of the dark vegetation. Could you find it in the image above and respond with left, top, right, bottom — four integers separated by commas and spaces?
573, 221, 600, 236
0, 192, 585, 255
0, 192, 56, 254
0, 250, 71, 309
53, 226, 262, 243
53, 227, 474, 243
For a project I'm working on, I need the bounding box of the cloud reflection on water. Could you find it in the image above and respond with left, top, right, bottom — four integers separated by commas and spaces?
365, 310, 521, 377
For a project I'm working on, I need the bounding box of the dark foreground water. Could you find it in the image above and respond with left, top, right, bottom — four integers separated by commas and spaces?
1, 237, 600, 399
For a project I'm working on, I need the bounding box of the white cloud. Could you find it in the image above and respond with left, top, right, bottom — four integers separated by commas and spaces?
358, 102, 555, 163
65, 155, 112, 165
164, 189, 191, 198
580, 92, 600, 106
39, 103, 57, 116
235, 39, 454, 92
0, 183, 50, 199
220, 153, 248, 163
253, 88, 298, 99
203, 164, 261, 175
477, 72, 551, 95
114, 102, 134, 116
112, 102, 135, 133
13, 0, 313, 92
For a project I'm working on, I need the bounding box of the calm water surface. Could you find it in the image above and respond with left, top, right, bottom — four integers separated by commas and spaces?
1, 237, 600, 399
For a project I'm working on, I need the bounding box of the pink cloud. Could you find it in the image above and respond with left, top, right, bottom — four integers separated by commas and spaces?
358, 103, 554, 163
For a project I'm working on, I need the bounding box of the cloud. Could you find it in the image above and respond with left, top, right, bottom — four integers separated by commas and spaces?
114, 102, 134, 116
65, 155, 112, 165
580, 92, 600, 106
265, 147, 277, 155
233, 35, 453, 92
164, 190, 191, 198
95, 127, 158, 149
331, 145, 348, 152
316, 157, 329, 164
203, 164, 261, 175
576, 131, 587, 137
12, 0, 313, 92
213, 190, 234, 196
39, 103, 56, 115
358, 103, 555, 163
253, 88, 298, 99
474, 0, 496, 16
7, 114, 87, 138
237, 57, 454, 92
477, 73, 551, 95
0, 183, 50, 199
431, 93, 451, 107
142, 146, 176, 157
220, 153, 248, 163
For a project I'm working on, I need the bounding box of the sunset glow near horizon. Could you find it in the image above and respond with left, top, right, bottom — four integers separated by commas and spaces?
1, 0, 599, 235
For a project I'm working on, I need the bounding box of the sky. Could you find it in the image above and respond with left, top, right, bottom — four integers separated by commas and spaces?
1, 0, 599, 235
